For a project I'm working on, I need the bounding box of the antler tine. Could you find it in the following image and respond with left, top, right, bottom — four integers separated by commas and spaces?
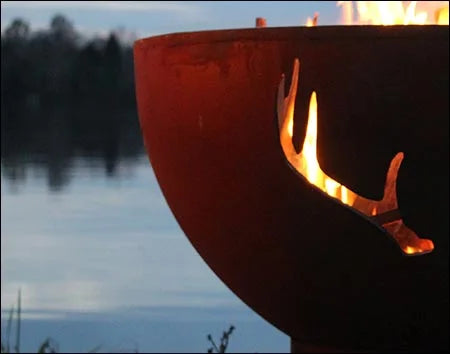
277, 59, 301, 159
285, 59, 300, 123
277, 73, 286, 129
381, 152, 404, 210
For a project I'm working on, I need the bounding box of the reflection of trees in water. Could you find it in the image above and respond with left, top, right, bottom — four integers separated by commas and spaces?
1, 99, 143, 192
1, 15, 143, 191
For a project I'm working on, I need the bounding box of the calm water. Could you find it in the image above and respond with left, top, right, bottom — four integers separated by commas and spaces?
1, 153, 288, 353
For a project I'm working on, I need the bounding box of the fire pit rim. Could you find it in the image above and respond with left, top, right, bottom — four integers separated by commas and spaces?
134, 25, 448, 50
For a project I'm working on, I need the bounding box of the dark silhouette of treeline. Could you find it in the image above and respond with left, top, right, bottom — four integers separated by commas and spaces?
1, 15, 143, 191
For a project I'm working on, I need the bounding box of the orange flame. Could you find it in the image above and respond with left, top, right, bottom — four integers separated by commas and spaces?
436, 5, 449, 24
306, 12, 319, 26
337, 1, 449, 25
277, 59, 434, 255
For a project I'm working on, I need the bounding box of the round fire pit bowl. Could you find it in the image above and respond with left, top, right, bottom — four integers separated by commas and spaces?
134, 26, 449, 352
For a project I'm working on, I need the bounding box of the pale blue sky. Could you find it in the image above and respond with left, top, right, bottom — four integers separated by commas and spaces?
2, 1, 448, 40
1, 1, 341, 39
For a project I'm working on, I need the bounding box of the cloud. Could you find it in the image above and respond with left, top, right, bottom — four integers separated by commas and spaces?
1, 1, 207, 37
1, 1, 200, 14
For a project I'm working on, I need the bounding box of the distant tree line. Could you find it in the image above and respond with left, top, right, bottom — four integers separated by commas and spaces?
1, 15, 143, 191
1, 14, 136, 108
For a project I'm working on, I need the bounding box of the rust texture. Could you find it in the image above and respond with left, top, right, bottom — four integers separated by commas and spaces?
134, 26, 449, 352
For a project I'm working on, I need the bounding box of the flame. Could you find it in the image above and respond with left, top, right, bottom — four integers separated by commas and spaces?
436, 5, 449, 24
278, 58, 434, 255
295, 92, 358, 206
306, 12, 319, 26
337, 1, 449, 25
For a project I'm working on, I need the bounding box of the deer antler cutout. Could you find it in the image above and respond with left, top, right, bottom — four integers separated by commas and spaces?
277, 58, 434, 255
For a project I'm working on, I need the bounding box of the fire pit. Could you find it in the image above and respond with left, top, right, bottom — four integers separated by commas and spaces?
134, 18, 448, 353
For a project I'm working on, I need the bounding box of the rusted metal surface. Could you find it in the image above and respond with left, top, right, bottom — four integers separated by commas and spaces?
134, 26, 449, 352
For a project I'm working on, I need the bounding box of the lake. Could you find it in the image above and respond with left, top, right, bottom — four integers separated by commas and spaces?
1, 152, 289, 353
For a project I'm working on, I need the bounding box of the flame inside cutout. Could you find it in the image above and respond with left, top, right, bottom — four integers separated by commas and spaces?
277, 59, 434, 255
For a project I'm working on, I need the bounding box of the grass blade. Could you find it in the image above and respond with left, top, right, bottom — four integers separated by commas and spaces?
14, 289, 21, 354
4, 305, 15, 353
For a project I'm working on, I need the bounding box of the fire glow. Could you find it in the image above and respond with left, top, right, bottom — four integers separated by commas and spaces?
306, 1, 449, 26
277, 59, 434, 255
292, 1, 447, 255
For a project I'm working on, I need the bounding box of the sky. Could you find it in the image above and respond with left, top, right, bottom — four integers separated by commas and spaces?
2, 1, 447, 42
1, 1, 342, 40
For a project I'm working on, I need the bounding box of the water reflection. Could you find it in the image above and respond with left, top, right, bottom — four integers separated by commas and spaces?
0, 81, 286, 351
1, 158, 289, 352
1, 99, 143, 192
1, 101, 289, 353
